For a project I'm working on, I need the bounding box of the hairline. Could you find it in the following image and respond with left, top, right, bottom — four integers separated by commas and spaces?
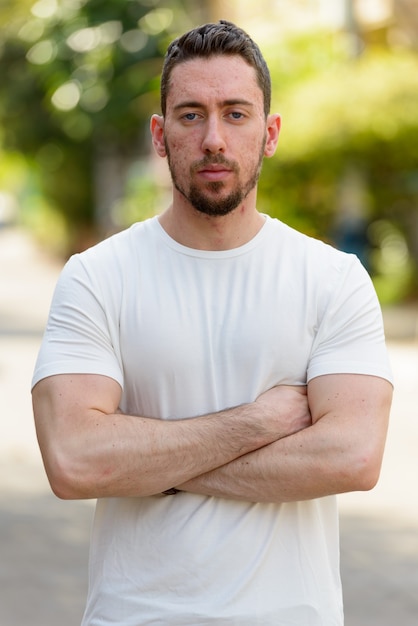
160, 22, 271, 119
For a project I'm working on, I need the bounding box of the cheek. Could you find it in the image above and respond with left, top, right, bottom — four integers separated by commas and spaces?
166, 133, 185, 157
170, 139, 184, 153
167, 135, 197, 164
167, 144, 190, 178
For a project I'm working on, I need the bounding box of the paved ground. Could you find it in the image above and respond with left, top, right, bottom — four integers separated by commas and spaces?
1, 226, 417, 625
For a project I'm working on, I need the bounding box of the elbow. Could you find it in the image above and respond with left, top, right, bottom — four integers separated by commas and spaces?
46, 471, 87, 501
48, 473, 86, 501
353, 464, 381, 492
345, 447, 384, 492
41, 446, 96, 500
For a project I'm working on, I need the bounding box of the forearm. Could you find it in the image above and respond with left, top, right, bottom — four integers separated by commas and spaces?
33, 377, 309, 500
178, 376, 392, 503
33, 375, 313, 500
37, 403, 270, 500
177, 423, 352, 503
69, 408, 278, 499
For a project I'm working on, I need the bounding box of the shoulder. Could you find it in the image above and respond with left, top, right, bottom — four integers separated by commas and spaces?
264, 215, 360, 274
263, 217, 376, 323
64, 217, 159, 278
52, 218, 160, 310
83, 217, 157, 263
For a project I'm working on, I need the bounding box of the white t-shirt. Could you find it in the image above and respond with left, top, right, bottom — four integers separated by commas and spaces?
33, 215, 392, 625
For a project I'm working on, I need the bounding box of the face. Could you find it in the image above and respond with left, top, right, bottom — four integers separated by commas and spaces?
152, 55, 279, 217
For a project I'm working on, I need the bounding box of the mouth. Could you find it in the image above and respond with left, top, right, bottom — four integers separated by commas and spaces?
196, 163, 233, 182
197, 167, 231, 181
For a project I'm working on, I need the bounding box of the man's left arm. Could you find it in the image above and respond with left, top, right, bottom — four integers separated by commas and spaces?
177, 373, 392, 503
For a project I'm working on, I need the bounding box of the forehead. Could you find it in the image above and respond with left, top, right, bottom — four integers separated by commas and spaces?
166, 55, 263, 110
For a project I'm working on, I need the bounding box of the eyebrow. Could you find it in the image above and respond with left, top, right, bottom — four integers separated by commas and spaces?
173, 99, 254, 111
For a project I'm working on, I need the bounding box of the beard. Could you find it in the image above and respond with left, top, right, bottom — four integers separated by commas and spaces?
165, 140, 266, 217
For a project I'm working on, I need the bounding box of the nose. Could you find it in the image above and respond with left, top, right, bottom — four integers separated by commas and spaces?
201, 116, 226, 154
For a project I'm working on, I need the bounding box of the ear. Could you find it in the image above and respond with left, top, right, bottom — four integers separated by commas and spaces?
150, 114, 166, 157
264, 114, 281, 158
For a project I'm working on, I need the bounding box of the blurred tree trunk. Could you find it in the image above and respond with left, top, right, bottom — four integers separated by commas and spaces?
93, 142, 129, 237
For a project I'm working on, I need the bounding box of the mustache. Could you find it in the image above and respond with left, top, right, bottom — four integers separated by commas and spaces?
191, 154, 239, 173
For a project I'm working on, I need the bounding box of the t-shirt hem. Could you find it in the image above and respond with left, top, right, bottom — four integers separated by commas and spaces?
31, 364, 124, 391
307, 362, 394, 385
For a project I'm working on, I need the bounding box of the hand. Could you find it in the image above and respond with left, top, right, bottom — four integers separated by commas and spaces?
255, 385, 311, 441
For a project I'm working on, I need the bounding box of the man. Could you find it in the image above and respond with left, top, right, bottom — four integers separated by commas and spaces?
32, 21, 393, 625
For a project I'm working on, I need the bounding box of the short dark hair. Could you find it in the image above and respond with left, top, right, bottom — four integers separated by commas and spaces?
160, 20, 271, 118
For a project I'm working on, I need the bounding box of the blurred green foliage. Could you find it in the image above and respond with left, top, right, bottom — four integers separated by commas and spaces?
259, 33, 418, 303
0, 4, 417, 302
0, 0, 198, 251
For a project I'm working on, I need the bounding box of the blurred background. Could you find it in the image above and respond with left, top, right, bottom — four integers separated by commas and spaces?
0, 0, 418, 309
0, 1, 417, 625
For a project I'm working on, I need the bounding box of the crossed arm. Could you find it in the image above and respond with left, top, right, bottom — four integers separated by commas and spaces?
179, 374, 392, 502
32, 372, 392, 503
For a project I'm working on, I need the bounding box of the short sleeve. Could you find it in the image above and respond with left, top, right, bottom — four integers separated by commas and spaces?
307, 255, 393, 384
31, 254, 124, 389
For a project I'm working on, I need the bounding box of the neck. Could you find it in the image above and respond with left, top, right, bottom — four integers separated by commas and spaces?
158, 189, 264, 251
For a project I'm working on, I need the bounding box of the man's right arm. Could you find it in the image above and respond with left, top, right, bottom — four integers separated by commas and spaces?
32, 373, 310, 500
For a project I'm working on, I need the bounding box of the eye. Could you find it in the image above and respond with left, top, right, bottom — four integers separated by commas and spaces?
228, 111, 245, 121
182, 112, 199, 121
